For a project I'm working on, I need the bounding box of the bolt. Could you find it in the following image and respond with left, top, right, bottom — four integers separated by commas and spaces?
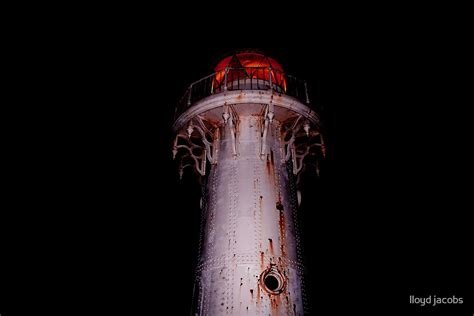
223, 112, 230, 124
187, 124, 194, 138
267, 112, 274, 123
303, 123, 310, 137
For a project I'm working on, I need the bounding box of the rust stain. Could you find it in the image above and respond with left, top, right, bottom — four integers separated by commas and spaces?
256, 284, 261, 305
278, 206, 286, 257
270, 294, 276, 308
274, 296, 280, 307
270, 295, 281, 316
234, 118, 240, 134
276, 201, 284, 211
260, 251, 265, 270
285, 299, 291, 316
266, 152, 275, 176
250, 289, 254, 299
268, 238, 274, 255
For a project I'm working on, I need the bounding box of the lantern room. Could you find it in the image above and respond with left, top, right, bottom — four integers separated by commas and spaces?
212, 51, 287, 92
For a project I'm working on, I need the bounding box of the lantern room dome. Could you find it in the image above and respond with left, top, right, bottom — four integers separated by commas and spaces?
213, 51, 286, 92
214, 51, 284, 72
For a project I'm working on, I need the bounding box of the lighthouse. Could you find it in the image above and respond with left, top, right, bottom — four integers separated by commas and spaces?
172, 50, 325, 315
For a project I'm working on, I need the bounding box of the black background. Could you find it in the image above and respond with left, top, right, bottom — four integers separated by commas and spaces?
1, 9, 472, 315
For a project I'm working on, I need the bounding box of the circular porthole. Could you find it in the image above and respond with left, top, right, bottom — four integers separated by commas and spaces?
260, 267, 286, 294
264, 274, 280, 291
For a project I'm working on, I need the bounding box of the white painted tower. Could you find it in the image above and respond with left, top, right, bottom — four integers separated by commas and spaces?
173, 51, 324, 316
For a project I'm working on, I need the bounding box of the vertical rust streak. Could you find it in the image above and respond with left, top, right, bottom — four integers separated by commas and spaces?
266, 150, 275, 179
268, 238, 274, 255
270, 294, 280, 316
279, 209, 286, 257
256, 284, 261, 305
266, 154, 272, 174
276, 202, 286, 257
270, 295, 276, 309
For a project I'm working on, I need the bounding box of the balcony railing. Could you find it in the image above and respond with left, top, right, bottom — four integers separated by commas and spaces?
175, 67, 311, 119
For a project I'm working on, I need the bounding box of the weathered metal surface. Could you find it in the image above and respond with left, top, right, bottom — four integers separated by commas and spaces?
173, 60, 324, 316
173, 90, 320, 133
189, 115, 304, 315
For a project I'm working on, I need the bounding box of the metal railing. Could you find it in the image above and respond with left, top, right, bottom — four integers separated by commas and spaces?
175, 67, 311, 119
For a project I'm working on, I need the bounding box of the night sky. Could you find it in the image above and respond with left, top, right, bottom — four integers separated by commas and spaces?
1, 17, 471, 315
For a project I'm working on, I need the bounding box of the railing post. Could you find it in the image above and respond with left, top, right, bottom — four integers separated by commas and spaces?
304, 81, 310, 104
180, 69, 308, 112
268, 66, 273, 91
224, 67, 228, 91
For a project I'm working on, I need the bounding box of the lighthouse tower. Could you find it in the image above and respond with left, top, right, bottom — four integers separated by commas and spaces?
173, 50, 325, 316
